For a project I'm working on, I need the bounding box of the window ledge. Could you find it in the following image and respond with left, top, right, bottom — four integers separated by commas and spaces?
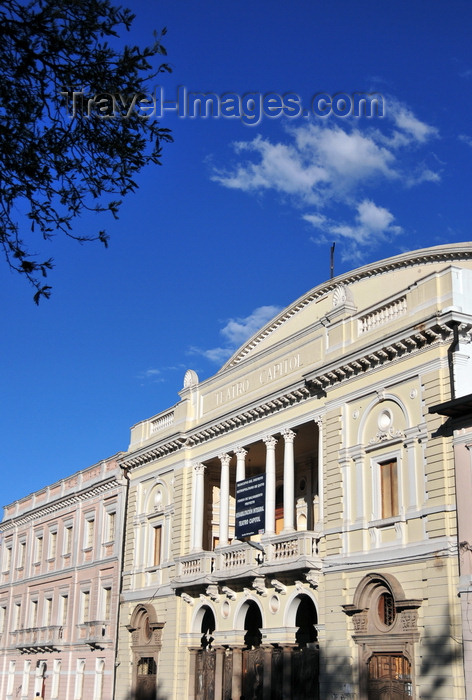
369, 516, 401, 528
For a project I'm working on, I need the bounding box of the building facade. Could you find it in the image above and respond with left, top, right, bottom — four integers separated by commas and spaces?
0, 455, 126, 700
114, 243, 472, 700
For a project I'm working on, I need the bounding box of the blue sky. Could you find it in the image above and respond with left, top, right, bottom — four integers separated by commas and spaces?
2, 0, 472, 507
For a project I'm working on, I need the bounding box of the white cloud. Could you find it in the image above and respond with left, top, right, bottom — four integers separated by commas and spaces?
221, 305, 281, 345
212, 98, 439, 261
305, 199, 402, 262
189, 346, 233, 364
213, 135, 328, 203
190, 305, 282, 365
213, 124, 398, 206
459, 134, 472, 148
384, 98, 439, 144
138, 368, 165, 384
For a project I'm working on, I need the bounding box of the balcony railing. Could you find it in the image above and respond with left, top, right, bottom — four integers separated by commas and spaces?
13, 625, 64, 651
77, 620, 110, 643
172, 530, 321, 588
173, 551, 215, 586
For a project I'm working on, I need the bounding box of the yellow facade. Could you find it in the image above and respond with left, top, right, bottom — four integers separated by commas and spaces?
115, 244, 472, 700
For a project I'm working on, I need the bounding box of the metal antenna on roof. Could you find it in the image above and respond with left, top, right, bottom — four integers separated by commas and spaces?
330, 242, 335, 279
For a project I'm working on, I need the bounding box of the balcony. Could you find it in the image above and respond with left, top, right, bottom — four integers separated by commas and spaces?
76, 620, 111, 649
13, 625, 64, 653
172, 551, 216, 588
172, 531, 321, 590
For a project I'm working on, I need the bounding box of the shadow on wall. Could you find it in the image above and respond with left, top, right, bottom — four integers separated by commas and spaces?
419, 615, 464, 699
119, 618, 464, 700
121, 688, 167, 700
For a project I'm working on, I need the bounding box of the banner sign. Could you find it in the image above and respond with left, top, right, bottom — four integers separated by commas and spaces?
235, 473, 266, 539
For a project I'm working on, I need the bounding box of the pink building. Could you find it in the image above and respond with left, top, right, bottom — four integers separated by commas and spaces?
0, 454, 126, 700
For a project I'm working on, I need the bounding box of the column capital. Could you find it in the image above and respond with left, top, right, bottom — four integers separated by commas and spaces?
282, 428, 296, 443
314, 415, 322, 428
263, 435, 277, 449
235, 446, 248, 458
218, 453, 231, 466
193, 463, 206, 475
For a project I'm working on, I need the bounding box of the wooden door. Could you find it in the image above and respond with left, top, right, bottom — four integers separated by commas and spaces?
195, 649, 215, 700
242, 647, 264, 700
368, 653, 412, 700
136, 657, 157, 700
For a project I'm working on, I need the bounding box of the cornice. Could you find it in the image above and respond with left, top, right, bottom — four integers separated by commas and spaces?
120, 320, 469, 473
221, 242, 472, 370
0, 479, 122, 531
304, 320, 467, 393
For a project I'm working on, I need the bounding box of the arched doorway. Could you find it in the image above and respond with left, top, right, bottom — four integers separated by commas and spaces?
343, 574, 420, 700
242, 601, 264, 700
292, 594, 319, 700
127, 604, 164, 700
195, 606, 216, 700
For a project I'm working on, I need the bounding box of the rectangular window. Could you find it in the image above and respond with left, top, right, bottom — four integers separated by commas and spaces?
35, 535, 43, 563
81, 591, 90, 623
14, 602, 21, 630
18, 541, 26, 569
380, 459, 399, 518
30, 600, 38, 628
107, 512, 116, 542
103, 587, 112, 620
44, 597, 53, 627
0, 605, 6, 633
85, 519, 95, 549
153, 525, 162, 567
60, 594, 68, 627
4, 545, 12, 572
49, 531, 57, 559
64, 525, 73, 555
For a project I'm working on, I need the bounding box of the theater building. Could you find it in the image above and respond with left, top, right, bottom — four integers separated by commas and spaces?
112, 243, 472, 700
113, 243, 472, 700
0, 455, 126, 700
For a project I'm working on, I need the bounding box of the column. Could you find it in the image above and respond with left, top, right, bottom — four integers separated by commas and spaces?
315, 417, 324, 523
231, 646, 243, 700
235, 446, 247, 482
187, 648, 199, 700
192, 463, 206, 551
262, 645, 273, 700
263, 436, 277, 536
214, 646, 225, 700
282, 429, 296, 533
282, 645, 293, 700
218, 454, 231, 547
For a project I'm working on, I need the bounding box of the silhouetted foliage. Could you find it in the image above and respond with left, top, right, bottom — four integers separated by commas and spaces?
0, 0, 172, 301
